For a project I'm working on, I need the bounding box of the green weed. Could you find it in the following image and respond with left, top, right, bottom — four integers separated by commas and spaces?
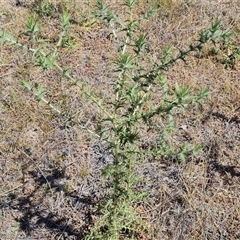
33, 0, 56, 17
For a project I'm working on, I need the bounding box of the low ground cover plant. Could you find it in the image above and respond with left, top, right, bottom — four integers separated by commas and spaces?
0, 0, 238, 239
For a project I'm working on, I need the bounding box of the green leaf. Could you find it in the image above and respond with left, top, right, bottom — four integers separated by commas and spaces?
25, 15, 39, 36
115, 53, 136, 71
34, 83, 47, 102
60, 11, 71, 30
0, 29, 17, 45
20, 80, 32, 91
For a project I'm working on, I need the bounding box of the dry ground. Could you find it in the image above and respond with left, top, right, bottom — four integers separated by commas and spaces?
0, 0, 239, 239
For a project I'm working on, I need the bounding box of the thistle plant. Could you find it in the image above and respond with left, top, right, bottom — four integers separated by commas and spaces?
0, 1, 233, 239
85, 1, 232, 239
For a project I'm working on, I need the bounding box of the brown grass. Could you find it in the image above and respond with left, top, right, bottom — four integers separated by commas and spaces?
0, 0, 239, 239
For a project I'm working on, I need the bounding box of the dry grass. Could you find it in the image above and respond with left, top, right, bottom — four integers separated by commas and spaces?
0, 0, 239, 239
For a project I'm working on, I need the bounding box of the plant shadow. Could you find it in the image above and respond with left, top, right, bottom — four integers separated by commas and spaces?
5, 160, 96, 239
